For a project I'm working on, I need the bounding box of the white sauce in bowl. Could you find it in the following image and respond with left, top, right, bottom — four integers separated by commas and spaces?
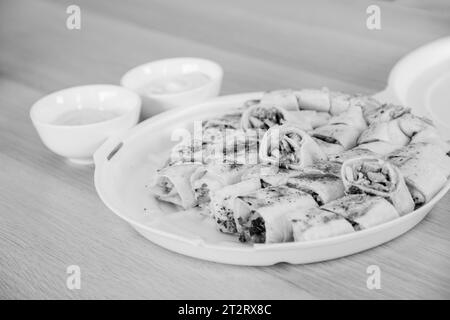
141, 71, 211, 95
53, 109, 120, 126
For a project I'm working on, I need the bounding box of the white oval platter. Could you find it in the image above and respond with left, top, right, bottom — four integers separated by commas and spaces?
93, 90, 450, 266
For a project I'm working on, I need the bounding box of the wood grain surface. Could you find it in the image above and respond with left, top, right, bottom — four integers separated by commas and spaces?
1, 0, 449, 299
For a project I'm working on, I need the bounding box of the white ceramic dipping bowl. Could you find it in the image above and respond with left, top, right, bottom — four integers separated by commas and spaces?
120, 57, 223, 118
30, 84, 142, 165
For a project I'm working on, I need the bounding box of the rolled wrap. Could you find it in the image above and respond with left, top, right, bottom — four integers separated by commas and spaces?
363, 103, 410, 125
295, 110, 331, 128
312, 124, 362, 150
151, 163, 202, 209
328, 148, 378, 164
386, 143, 450, 205
240, 103, 311, 132
284, 174, 345, 206
233, 186, 318, 243
397, 114, 450, 153
357, 120, 410, 155
245, 160, 342, 188
291, 207, 355, 242
209, 178, 263, 234
322, 194, 399, 229
341, 157, 414, 215
312, 106, 367, 151
259, 89, 299, 111
328, 105, 367, 131
295, 88, 380, 115
259, 124, 327, 169
190, 163, 250, 209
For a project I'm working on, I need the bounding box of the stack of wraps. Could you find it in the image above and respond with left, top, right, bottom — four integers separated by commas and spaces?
149, 88, 450, 245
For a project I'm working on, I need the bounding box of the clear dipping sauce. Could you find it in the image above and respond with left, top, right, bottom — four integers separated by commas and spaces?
52, 108, 120, 126
142, 71, 211, 95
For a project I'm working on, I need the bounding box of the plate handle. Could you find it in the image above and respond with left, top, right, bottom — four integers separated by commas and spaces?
94, 134, 124, 166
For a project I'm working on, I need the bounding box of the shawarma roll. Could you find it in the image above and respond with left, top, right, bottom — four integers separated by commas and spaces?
355, 141, 403, 155
396, 114, 450, 153
285, 174, 345, 205
168, 138, 206, 165
291, 207, 355, 242
203, 112, 242, 131
151, 163, 202, 209
252, 160, 343, 187
190, 163, 250, 209
295, 110, 331, 128
341, 157, 414, 215
328, 148, 378, 164
240, 103, 311, 132
363, 103, 410, 125
259, 124, 327, 169
294, 88, 380, 116
240, 164, 280, 181
294, 88, 333, 113
293, 88, 353, 114
357, 120, 410, 155
312, 124, 362, 150
209, 178, 263, 234
251, 168, 300, 187
322, 194, 399, 229
347, 96, 382, 117
313, 137, 346, 156
411, 127, 450, 153
233, 186, 318, 243
311, 106, 367, 152
259, 89, 299, 111
387, 143, 450, 205
204, 133, 260, 166
397, 113, 434, 137
301, 160, 343, 177
328, 106, 368, 131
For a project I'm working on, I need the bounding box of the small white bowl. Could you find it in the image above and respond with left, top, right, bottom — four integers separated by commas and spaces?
30, 85, 141, 165
120, 57, 223, 118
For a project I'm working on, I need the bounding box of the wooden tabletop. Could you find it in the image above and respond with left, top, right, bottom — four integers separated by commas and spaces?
1, 0, 450, 299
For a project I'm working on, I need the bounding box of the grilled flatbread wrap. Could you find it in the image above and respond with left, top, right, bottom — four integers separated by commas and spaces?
355, 141, 403, 155
233, 186, 317, 243
203, 112, 242, 131
387, 143, 450, 205
295, 110, 331, 128
328, 148, 378, 164
259, 124, 327, 169
210, 179, 263, 234
241, 103, 311, 132
291, 207, 355, 241
328, 105, 367, 131
313, 138, 346, 156
168, 138, 206, 165
341, 157, 414, 215
204, 133, 260, 166
312, 106, 367, 152
397, 114, 450, 153
363, 103, 410, 125
357, 120, 410, 154
322, 194, 399, 229
251, 160, 342, 187
284, 174, 345, 206
191, 163, 250, 209
151, 163, 202, 209
312, 124, 362, 150
259, 89, 299, 111
295, 88, 380, 115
